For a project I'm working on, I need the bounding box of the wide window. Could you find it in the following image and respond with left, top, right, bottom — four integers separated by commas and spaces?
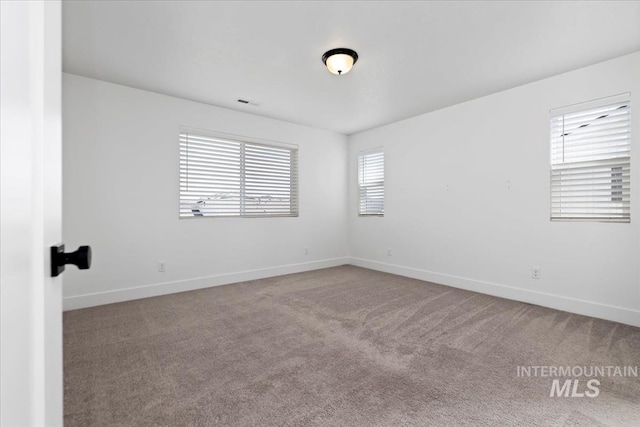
179, 130, 298, 218
358, 149, 384, 216
550, 94, 630, 222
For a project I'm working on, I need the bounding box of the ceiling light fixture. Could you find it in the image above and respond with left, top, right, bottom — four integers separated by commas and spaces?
322, 48, 358, 75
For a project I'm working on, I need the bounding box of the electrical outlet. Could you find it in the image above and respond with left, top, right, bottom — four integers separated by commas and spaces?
531, 267, 541, 279
387, 248, 392, 256
158, 261, 166, 273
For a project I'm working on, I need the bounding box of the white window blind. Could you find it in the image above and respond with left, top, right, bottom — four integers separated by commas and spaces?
358, 149, 384, 216
180, 131, 298, 218
550, 95, 630, 222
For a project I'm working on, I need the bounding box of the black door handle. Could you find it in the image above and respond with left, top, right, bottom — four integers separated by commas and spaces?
51, 244, 92, 277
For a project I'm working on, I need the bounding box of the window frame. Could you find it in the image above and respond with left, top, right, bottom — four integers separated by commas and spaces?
179, 128, 299, 219
549, 94, 631, 223
358, 148, 385, 217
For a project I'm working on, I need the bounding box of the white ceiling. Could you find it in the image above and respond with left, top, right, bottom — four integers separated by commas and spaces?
63, 1, 640, 135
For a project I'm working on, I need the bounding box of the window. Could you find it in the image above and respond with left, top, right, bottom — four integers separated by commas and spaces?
179, 130, 298, 218
550, 94, 630, 222
358, 149, 384, 216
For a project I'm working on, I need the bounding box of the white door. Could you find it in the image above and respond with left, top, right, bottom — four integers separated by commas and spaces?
1, 1, 63, 426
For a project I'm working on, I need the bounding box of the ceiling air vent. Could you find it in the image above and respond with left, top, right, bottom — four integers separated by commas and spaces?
237, 98, 261, 106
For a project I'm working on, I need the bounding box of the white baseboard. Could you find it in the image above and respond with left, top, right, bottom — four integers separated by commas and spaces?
348, 257, 640, 328
63, 257, 349, 311
64, 256, 640, 328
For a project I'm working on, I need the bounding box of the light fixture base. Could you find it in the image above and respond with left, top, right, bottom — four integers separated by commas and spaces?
322, 48, 358, 75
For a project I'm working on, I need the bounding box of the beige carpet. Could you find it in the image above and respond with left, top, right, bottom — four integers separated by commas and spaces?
64, 266, 640, 426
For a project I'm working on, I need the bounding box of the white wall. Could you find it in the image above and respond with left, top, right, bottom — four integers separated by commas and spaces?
348, 52, 640, 327
64, 53, 640, 326
62, 74, 348, 309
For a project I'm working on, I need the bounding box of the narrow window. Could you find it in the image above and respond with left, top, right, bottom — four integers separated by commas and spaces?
358, 149, 384, 216
179, 130, 298, 218
550, 95, 630, 222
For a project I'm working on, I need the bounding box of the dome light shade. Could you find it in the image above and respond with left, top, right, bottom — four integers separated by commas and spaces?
322, 48, 358, 75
